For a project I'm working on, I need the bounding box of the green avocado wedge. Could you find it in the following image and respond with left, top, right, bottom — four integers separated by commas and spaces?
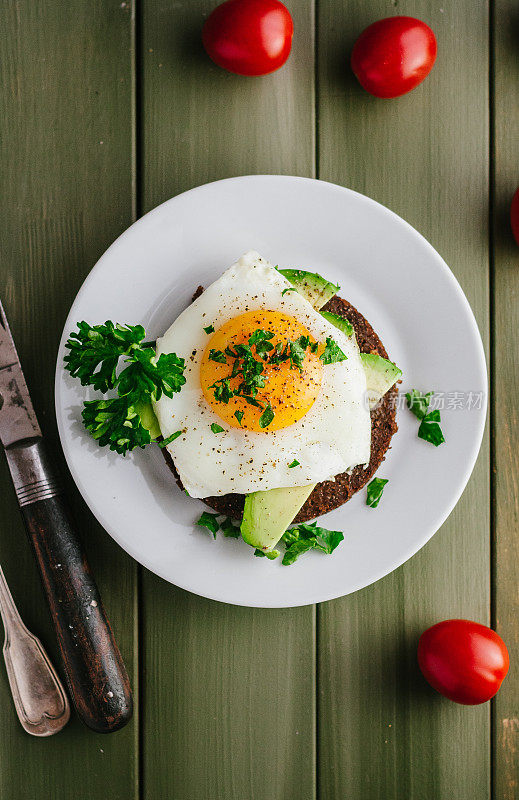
241, 484, 316, 552
320, 310, 354, 338
360, 353, 402, 409
278, 268, 339, 310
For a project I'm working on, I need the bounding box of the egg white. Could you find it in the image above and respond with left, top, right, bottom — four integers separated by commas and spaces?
153, 251, 371, 498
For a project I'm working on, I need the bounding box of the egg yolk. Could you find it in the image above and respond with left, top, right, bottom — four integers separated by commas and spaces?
200, 310, 323, 432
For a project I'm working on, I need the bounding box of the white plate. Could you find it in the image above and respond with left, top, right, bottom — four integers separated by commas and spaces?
55, 176, 487, 608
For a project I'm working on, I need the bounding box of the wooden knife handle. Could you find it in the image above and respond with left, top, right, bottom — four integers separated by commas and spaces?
5, 439, 133, 733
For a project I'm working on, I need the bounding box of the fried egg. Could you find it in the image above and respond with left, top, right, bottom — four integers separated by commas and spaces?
153, 251, 371, 498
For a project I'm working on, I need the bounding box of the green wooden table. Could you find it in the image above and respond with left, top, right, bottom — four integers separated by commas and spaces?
1, 1, 517, 797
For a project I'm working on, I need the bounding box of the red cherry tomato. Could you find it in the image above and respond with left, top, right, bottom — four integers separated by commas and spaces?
511, 188, 519, 246
351, 16, 437, 99
202, 0, 294, 77
418, 620, 509, 705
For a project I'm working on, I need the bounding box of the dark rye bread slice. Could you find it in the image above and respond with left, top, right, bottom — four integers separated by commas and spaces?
161, 293, 398, 523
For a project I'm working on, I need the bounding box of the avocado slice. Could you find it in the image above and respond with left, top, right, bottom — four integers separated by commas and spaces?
360, 353, 402, 409
278, 269, 339, 310
320, 310, 354, 338
241, 483, 315, 552
135, 400, 161, 439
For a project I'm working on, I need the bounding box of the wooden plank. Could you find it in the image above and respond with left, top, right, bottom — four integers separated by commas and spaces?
317, 2, 490, 798
492, 2, 519, 797
0, 0, 137, 796
139, 2, 316, 799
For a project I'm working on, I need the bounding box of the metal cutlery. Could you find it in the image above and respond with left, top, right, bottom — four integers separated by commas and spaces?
0, 300, 132, 733
0, 565, 70, 736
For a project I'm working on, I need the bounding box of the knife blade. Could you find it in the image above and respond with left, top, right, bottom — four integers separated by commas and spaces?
0, 301, 41, 448
0, 299, 132, 732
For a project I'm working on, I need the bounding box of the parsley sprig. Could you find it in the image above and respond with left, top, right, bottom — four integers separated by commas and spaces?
65, 321, 186, 455
64, 321, 146, 392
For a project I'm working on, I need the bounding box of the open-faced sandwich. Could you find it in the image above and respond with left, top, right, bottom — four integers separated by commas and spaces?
65, 251, 403, 564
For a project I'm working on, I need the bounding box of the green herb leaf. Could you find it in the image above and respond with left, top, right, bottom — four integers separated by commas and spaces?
196, 511, 220, 538
366, 477, 388, 508
203, 324, 215, 334
418, 410, 446, 446
282, 539, 316, 565
248, 330, 274, 345
259, 404, 274, 429
243, 395, 264, 408
288, 459, 300, 468
210, 423, 225, 433
320, 336, 347, 365
406, 391, 445, 445
64, 321, 146, 392
210, 377, 234, 403
281, 287, 297, 296
405, 390, 433, 420
220, 517, 240, 538
234, 410, 244, 426
280, 520, 344, 565
289, 336, 309, 371
209, 349, 227, 364
157, 430, 183, 448
300, 522, 344, 554
255, 339, 275, 357
82, 397, 151, 455
116, 348, 186, 403
316, 528, 344, 554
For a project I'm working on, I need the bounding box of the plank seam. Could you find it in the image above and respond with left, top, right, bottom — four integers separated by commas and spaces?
132, 0, 143, 797
314, 2, 319, 799
489, 1, 497, 798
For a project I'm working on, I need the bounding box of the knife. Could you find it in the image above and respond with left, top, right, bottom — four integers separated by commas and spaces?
0, 300, 132, 733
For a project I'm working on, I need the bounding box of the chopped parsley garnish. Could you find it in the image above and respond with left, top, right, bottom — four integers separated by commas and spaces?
219, 517, 240, 538
320, 336, 347, 365
196, 511, 220, 538
406, 389, 433, 420
196, 513, 240, 540
406, 390, 445, 446
206, 327, 346, 430
288, 459, 300, 468
157, 430, 183, 448
259, 404, 274, 429
211, 377, 234, 404
65, 321, 186, 455
234, 410, 244, 426
209, 349, 227, 364
366, 477, 388, 508
281, 287, 297, 296
203, 324, 215, 334
195, 512, 344, 566
281, 521, 344, 565
210, 423, 225, 433
418, 410, 445, 446
248, 329, 274, 345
